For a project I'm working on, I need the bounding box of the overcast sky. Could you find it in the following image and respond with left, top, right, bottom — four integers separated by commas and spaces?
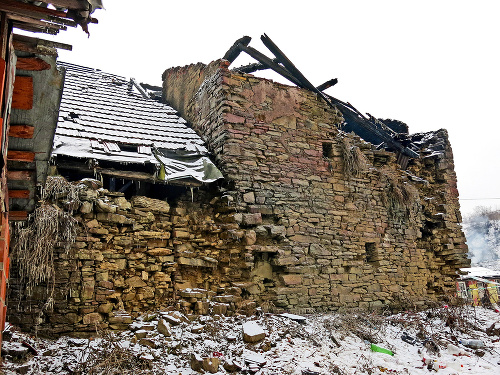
44, 0, 500, 218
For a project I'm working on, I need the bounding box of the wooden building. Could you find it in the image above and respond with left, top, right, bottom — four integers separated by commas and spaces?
0, 0, 103, 348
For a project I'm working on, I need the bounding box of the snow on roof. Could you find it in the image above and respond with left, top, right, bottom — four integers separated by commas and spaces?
460, 267, 500, 279
51, 62, 222, 183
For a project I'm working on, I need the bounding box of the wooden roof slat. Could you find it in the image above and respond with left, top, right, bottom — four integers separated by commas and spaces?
13, 33, 72, 51
35, 1, 89, 10
13, 37, 58, 55
12, 22, 60, 36
0, 0, 68, 19
8, 13, 67, 31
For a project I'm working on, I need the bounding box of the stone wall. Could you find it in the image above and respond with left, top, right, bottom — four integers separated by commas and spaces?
8, 60, 469, 334
164, 60, 469, 310
8, 182, 258, 335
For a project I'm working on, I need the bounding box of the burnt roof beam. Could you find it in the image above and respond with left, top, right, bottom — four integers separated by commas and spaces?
222, 35, 251, 63
237, 43, 304, 88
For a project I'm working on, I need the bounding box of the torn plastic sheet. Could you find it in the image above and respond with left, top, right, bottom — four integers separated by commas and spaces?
155, 148, 223, 183
52, 136, 223, 184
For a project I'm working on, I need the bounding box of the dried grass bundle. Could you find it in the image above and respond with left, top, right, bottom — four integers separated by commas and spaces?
12, 203, 78, 303
41, 175, 81, 211
338, 136, 366, 177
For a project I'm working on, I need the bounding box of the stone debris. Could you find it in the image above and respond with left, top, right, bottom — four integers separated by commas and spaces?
190, 353, 203, 371
243, 321, 266, 343
2, 306, 500, 374
157, 318, 172, 337
202, 357, 220, 373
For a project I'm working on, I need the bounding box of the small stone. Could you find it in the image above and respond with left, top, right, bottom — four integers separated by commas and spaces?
135, 330, 148, 339
157, 319, 172, 336
83, 312, 103, 325
139, 338, 156, 348
191, 324, 204, 334
243, 321, 266, 343
191, 353, 203, 372
202, 357, 220, 373
224, 359, 242, 372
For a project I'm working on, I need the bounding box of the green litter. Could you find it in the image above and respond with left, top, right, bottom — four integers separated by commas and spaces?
370, 344, 394, 356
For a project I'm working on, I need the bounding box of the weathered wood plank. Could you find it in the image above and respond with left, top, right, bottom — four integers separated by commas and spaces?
0, 0, 67, 19
13, 34, 72, 51
0, 13, 8, 60
35, 0, 87, 10
8, 13, 67, 31
8, 211, 28, 221
11, 76, 33, 110
8, 125, 34, 139
8, 190, 30, 199
7, 150, 35, 162
16, 57, 51, 71
13, 38, 57, 55
6, 170, 34, 180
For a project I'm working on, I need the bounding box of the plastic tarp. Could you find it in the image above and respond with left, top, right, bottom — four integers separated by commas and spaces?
155, 148, 223, 183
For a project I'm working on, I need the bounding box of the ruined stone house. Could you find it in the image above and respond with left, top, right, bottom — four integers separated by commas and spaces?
7, 42, 470, 335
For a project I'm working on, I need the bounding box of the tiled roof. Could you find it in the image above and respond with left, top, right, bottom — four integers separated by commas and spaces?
51, 62, 222, 183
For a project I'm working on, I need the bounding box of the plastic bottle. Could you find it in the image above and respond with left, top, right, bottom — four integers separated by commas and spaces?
459, 339, 485, 349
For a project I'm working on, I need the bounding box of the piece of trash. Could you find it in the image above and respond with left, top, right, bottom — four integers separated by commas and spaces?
370, 344, 394, 356
460, 339, 485, 349
447, 343, 468, 356
401, 332, 417, 345
302, 370, 320, 375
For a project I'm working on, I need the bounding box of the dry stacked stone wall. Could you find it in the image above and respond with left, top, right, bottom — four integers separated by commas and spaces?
164, 60, 469, 310
8, 60, 470, 334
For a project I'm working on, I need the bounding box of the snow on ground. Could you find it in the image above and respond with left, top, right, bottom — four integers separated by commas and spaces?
1, 305, 500, 374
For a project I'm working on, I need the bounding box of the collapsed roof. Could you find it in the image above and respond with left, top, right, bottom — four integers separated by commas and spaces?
51, 62, 223, 185
224, 34, 419, 168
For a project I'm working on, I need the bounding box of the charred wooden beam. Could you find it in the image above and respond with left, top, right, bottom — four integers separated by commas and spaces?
9, 125, 34, 139
316, 78, 338, 92
222, 36, 251, 64
234, 62, 269, 74
16, 57, 51, 71
237, 43, 303, 87
35, 0, 88, 10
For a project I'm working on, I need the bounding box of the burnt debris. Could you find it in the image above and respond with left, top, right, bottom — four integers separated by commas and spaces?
223, 34, 419, 165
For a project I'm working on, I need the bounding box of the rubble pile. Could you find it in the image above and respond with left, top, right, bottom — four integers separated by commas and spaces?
2, 306, 500, 374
